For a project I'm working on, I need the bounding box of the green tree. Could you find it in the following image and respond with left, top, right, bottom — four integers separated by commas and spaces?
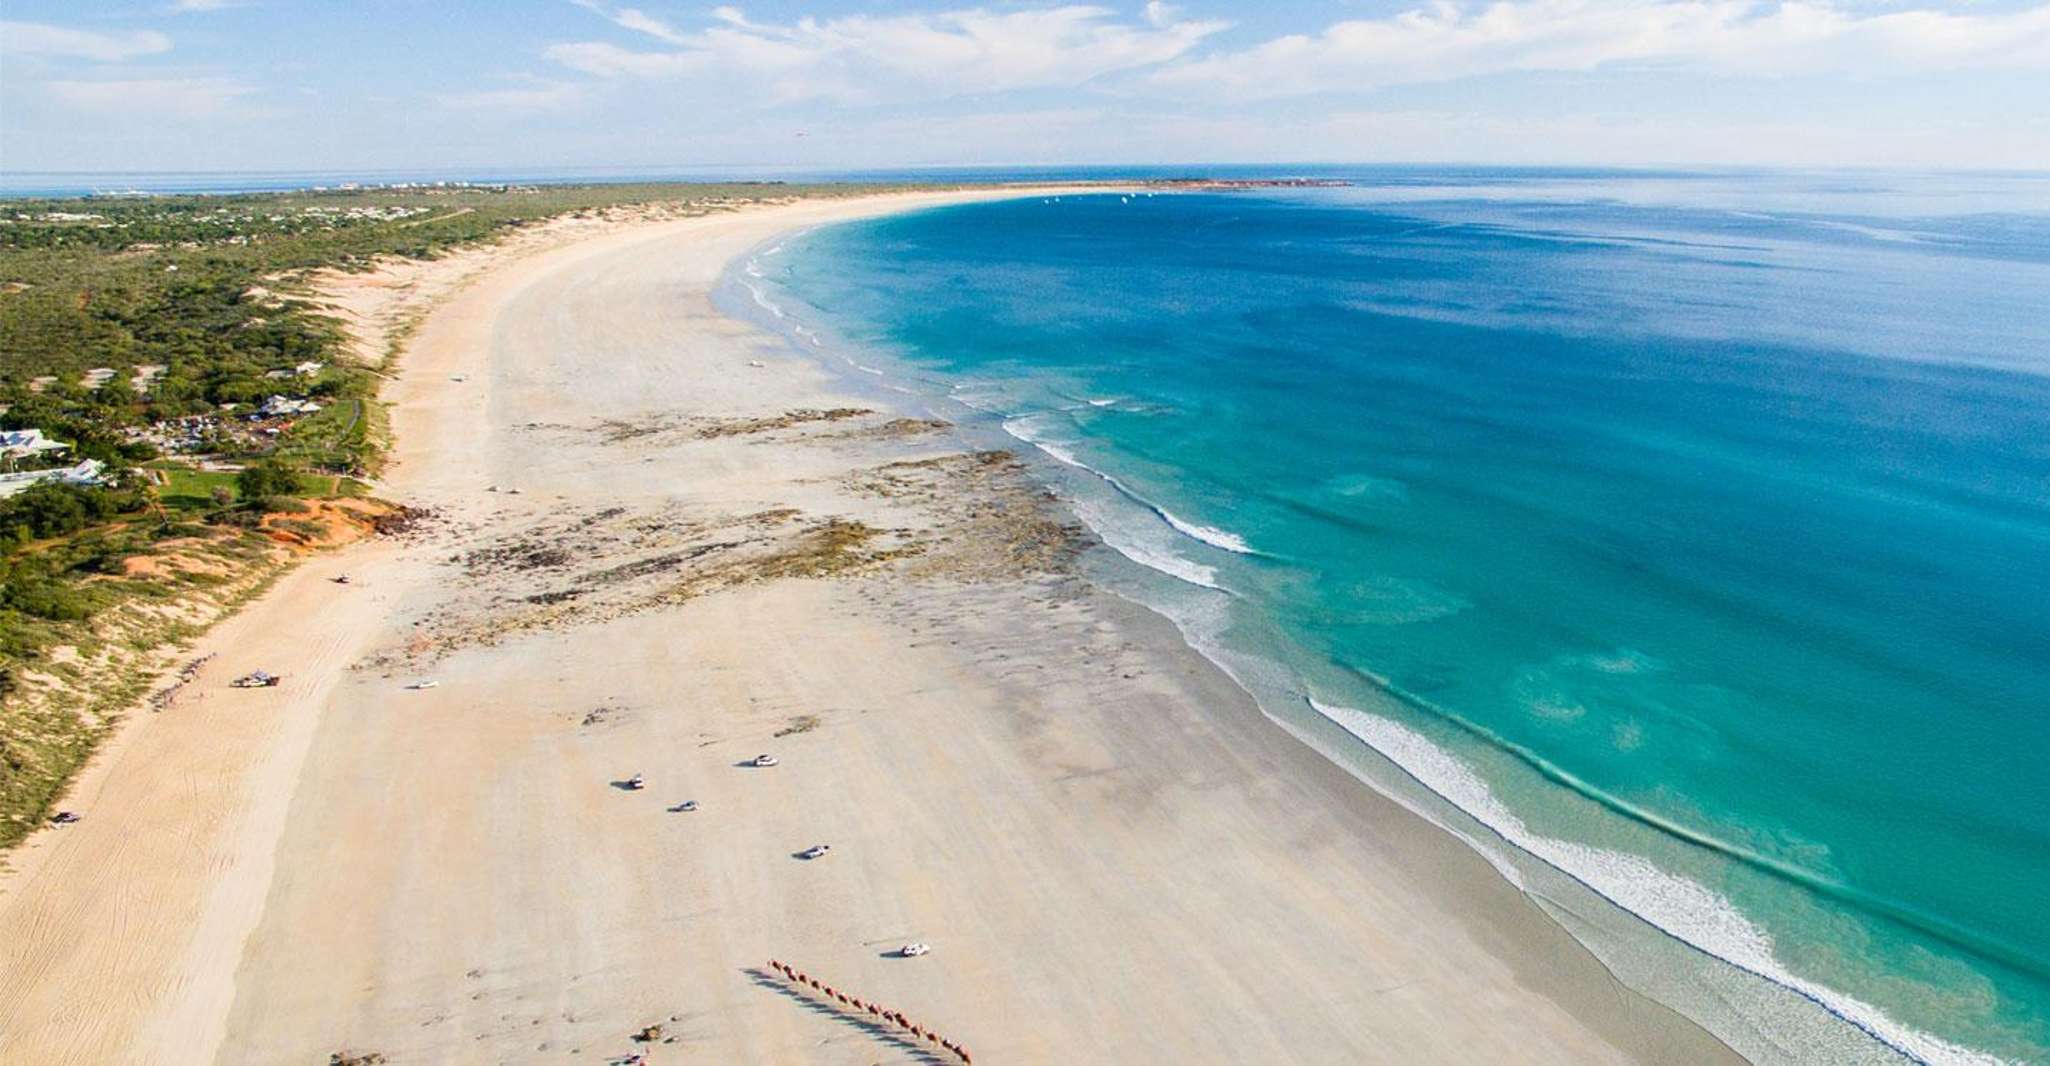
236, 459, 301, 500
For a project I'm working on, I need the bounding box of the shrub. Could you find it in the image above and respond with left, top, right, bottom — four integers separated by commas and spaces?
0, 482, 122, 542
0, 577, 96, 621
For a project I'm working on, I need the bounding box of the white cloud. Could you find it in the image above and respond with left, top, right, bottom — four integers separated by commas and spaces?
439, 80, 587, 113
170, 0, 247, 11
1150, 0, 2050, 98
45, 76, 254, 118
0, 20, 173, 61
547, 41, 709, 79
550, 3, 1229, 105
569, 0, 694, 45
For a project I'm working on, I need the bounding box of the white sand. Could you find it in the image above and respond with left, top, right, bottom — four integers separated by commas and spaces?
0, 190, 1741, 1065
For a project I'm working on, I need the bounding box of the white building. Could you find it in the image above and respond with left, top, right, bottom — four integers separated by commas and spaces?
0, 459, 107, 499
1, 428, 70, 463
259, 395, 323, 417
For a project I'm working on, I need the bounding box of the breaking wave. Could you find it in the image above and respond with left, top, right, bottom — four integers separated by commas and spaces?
1002, 416, 1259, 557
1304, 695, 2011, 1066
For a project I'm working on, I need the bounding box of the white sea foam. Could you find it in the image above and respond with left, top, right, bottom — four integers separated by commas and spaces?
1140, 611, 1536, 895
1103, 532, 1226, 590
949, 384, 1009, 414
1325, 472, 1408, 502
1003, 416, 1260, 557
761, 226, 814, 256
1158, 509, 1256, 554
1067, 495, 1226, 591
742, 279, 785, 320
1581, 648, 1665, 675
855, 364, 884, 376
1304, 697, 2011, 1066
999, 418, 1231, 592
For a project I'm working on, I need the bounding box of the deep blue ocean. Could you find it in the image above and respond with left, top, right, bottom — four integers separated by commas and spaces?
734, 170, 2050, 1065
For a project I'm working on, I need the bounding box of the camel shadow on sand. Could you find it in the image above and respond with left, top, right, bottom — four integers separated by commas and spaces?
742, 968, 951, 1065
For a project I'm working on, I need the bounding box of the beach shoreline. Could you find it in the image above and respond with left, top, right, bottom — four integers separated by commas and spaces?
0, 188, 1742, 1064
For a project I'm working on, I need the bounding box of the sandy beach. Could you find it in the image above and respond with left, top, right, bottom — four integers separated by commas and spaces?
0, 189, 1743, 1065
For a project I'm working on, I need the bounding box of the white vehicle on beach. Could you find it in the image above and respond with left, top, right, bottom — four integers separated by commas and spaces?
899, 943, 931, 958
406, 680, 439, 690
624, 774, 646, 791
797, 844, 830, 860
669, 800, 698, 813
231, 671, 280, 688
750, 754, 779, 767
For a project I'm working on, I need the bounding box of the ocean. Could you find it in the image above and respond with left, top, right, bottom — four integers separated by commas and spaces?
729, 169, 2050, 1065
0, 163, 1351, 198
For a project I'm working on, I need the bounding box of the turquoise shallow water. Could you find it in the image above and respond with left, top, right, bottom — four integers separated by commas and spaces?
740, 171, 2050, 1064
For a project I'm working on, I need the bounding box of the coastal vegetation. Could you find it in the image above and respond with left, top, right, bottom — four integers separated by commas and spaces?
0, 179, 916, 849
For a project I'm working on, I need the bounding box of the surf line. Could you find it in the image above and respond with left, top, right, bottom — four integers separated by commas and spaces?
1340, 667, 2044, 984
1004, 415, 1263, 558
1313, 693, 2017, 1066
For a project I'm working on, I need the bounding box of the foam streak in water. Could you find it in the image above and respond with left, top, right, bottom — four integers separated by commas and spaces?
1003, 416, 1259, 556
1305, 697, 2009, 1066
1158, 509, 1257, 554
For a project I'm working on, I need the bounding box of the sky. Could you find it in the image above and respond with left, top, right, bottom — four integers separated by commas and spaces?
1, 0, 2046, 174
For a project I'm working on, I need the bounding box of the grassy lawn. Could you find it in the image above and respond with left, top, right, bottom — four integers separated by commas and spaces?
155, 466, 241, 512
150, 464, 369, 511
